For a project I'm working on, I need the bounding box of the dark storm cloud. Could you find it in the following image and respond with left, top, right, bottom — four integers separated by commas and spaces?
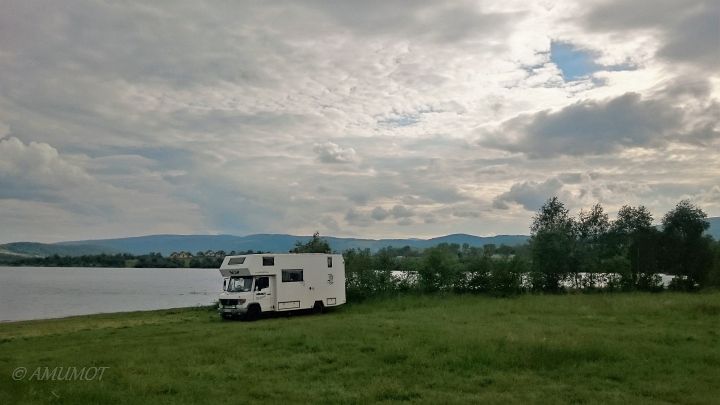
301, 0, 518, 43
586, 0, 719, 69
483, 92, 693, 158
493, 178, 563, 211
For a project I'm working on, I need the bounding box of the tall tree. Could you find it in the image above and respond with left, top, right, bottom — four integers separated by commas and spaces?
577, 204, 610, 241
530, 197, 576, 292
661, 200, 712, 289
575, 203, 611, 287
612, 205, 653, 236
609, 205, 660, 289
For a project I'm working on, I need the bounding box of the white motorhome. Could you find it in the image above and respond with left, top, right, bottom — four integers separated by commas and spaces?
217, 253, 346, 319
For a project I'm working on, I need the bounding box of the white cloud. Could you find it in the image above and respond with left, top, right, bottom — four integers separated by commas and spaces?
0, 137, 205, 242
313, 142, 358, 164
0, 137, 94, 203
0, 1, 718, 242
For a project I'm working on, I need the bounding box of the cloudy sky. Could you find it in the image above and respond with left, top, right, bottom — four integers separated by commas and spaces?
1, 0, 718, 243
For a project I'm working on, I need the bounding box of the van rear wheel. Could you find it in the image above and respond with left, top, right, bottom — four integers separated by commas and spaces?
313, 301, 324, 314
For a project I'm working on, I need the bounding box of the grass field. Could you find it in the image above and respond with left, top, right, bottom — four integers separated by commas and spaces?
1, 293, 719, 404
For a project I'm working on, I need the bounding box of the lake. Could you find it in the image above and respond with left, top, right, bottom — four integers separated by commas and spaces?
0, 266, 223, 322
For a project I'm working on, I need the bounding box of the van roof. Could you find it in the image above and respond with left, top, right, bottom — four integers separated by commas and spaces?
228, 253, 340, 257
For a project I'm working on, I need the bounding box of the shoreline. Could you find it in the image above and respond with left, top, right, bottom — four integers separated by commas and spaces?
0, 305, 216, 325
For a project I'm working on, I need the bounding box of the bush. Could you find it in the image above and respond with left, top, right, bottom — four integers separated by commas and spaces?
418, 246, 461, 292
487, 258, 526, 296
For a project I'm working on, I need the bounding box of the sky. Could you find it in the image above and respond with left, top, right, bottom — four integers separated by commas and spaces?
0, 0, 718, 243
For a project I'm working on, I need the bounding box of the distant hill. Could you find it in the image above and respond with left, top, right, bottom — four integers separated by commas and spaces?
54, 233, 530, 256
0, 242, 119, 258
3, 216, 716, 257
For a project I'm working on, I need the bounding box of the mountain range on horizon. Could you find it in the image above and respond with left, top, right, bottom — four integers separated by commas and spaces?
2, 217, 719, 258
0, 233, 530, 258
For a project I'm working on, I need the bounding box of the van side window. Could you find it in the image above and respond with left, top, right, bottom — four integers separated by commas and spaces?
228, 257, 245, 265
255, 277, 269, 291
282, 269, 303, 282
327, 257, 333, 268
262, 257, 274, 266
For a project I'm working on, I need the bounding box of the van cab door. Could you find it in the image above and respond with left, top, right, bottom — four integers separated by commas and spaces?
254, 276, 273, 311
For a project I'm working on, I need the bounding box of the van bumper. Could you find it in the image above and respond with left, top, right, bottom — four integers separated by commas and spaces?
218, 305, 247, 316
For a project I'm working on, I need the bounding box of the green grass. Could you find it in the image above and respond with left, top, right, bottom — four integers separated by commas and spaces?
1, 293, 719, 404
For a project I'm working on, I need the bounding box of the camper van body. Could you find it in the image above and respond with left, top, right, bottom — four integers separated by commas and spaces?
217, 253, 346, 318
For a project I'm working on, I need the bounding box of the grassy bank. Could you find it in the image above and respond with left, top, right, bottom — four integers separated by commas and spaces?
1, 293, 719, 404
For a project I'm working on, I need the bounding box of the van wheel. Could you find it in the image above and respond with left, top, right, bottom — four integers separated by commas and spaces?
313, 301, 324, 314
245, 304, 261, 321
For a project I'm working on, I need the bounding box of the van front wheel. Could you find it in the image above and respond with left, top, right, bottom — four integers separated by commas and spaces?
245, 304, 261, 321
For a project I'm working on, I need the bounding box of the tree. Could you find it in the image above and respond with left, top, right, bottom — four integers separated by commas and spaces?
661, 200, 712, 290
482, 244, 497, 257
372, 247, 398, 294
496, 244, 515, 256
708, 240, 720, 288
419, 245, 461, 292
577, 204, 610, 241
292, 232, 331, 254
609, 205, 660, 290
530, 197, 574, 235
488, 257, 527, 296
465, 254, 492, 293
343, 249, 377, 299
530, 197, 576, 292
575, 203, 611, 287
612, 205, 653, 236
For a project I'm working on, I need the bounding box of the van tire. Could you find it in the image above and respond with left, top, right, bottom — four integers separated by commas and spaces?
313, 301, 324, 314
245, 304, 261, 321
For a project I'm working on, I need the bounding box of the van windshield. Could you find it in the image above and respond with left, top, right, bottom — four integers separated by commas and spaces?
227, 277, 253, 292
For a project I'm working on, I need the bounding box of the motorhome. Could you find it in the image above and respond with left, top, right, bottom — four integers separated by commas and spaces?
217, 253, 346, 319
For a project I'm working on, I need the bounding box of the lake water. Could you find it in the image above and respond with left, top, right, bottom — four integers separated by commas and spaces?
0, 266, 223, 322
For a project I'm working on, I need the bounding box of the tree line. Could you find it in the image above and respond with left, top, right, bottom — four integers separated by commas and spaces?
4, 199, 718, 299
336, 199, 720, 300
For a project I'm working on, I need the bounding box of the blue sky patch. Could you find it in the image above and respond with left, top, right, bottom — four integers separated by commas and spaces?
550, 42, 600, 81
550, 41, 636, 82
379, 115, 421, 127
